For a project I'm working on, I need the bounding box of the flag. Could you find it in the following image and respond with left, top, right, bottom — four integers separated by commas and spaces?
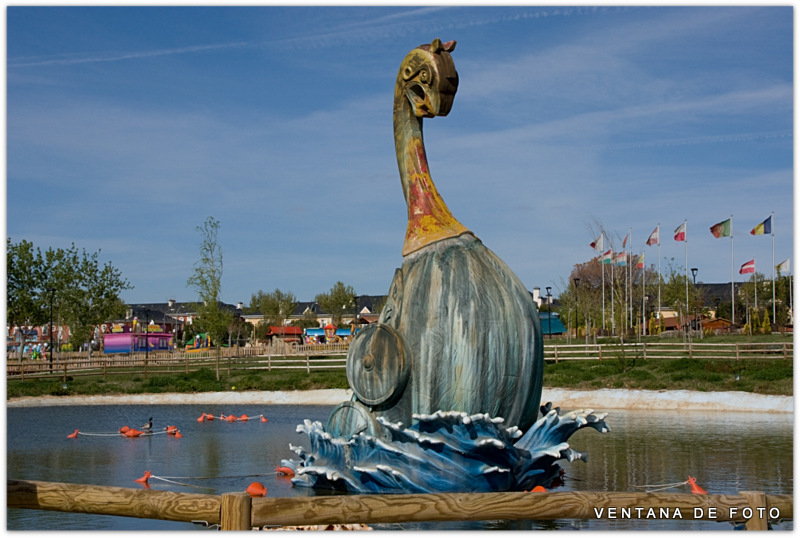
777, 258, 790, 273
614, 251, 627, 266
646, 225, 659, 246
750, 215, 772, 236
635, 253, 645, 269
601, 249, 613, 264
674, 222, 686, 242
710, 218, 731, 238
590, 233, 604, 251
622, 232, 629, 248
739, 259, 755, 274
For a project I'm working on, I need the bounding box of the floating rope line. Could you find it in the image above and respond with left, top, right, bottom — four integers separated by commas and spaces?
157, 472, 278, 480
197, 412, 269, 423
149, 475, 215, 490
67, 427, 182, 439
630, 477, 708, 494
631, 480, 688, 491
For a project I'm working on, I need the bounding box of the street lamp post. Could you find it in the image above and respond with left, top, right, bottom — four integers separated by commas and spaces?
545, 286, 552, 340
691, 267, 701, 340
46, 288, 55, 373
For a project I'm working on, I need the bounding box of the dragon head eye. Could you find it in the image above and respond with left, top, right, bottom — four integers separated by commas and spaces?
419, 68, 429, 83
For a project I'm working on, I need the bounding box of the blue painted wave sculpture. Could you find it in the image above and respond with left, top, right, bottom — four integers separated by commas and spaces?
284, 403, 609, 494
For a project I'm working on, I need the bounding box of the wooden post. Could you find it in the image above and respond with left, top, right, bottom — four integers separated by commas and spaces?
642, 343, 647, 360
220, 492, 252, 530
741, 491, 769, 530
63, 361, 68, 384
103, 360, 107, 381
306, 355, 310, 374
554, 346, 558, 364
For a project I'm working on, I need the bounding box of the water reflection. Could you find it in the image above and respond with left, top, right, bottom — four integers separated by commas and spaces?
6, 405, 793, 531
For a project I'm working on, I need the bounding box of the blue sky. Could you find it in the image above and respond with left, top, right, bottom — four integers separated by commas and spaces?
6, 6, 793, 306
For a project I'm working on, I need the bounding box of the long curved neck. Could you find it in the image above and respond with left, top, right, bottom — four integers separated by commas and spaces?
393, 91, 471, 257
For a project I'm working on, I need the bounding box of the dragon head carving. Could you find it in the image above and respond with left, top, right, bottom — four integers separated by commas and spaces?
396, 38, 459, 118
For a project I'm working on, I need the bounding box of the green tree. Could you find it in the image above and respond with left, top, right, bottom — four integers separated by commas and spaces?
249, 288, 298, 327
7, 239, 131, 359
7, 239, 48, 358
186, 217, 232, 380
315, 281, 356, 327
761, 309, 772, 334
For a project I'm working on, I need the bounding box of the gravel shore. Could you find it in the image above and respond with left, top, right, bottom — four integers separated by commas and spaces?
6, 387, 792, 413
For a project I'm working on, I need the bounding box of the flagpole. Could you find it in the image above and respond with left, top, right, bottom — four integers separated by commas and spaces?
611, 260, 615, 335
684, 219, 689, 342
641, 252, 645, 337
771, 211, 775, 324
731, 215, 735, 326
658, 224, 661, 327
754, 258, 757, 311
602, 249, 606, 332
628, 228, 633, 334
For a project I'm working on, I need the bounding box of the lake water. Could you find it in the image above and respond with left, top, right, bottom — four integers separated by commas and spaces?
6, 403, 793, 531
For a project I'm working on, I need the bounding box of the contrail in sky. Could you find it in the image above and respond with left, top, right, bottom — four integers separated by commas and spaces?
9, 41, 249, 68
9, 6, 620, 68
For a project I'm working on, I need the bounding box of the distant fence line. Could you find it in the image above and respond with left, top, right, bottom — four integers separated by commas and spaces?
544, 341, 794, 362
7, 479, 792, 530
6, 344, 348, 381
6, 342, 792, 380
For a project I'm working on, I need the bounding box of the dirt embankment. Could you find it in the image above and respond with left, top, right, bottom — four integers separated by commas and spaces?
6, 388, 792, 413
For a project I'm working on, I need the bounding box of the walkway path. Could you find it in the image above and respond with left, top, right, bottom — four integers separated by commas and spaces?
6, 388, 792, 413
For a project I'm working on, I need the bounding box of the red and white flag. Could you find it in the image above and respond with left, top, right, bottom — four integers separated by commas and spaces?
646, 225, 659, 246
622, 232, 629, 249
590, 233, 604, 251
739, 259, 756, 274
674, 222, 686, 242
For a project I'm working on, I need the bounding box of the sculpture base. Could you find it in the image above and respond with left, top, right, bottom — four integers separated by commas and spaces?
283, 403, 609, 494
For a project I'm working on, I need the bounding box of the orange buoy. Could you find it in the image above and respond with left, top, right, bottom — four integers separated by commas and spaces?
174, 430, 183, 438
67, 429, 79, 439
197, 413, 207, 422
119, 425, 130, 433
124, 428, 143, 438
166, 425, 178, 435
205, 413, 215, 421
687, 476, 707, 495
275, 465, 295, 477
245, 482, 267, 497
135, 471, 152, 484
225, 414, 238, 422
261, 416, 269, 423
529, 485, 547, 492
239, 414, 249, 421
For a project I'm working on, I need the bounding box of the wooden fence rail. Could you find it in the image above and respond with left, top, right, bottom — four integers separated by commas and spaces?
7, 342, 792, 379
7, 479, 792, 530
544, 342, 793, 363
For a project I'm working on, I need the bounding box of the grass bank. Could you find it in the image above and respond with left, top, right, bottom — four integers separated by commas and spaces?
6, 355, 791, 400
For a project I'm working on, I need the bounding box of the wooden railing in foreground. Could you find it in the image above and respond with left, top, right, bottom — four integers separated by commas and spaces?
7, 479, 792, 531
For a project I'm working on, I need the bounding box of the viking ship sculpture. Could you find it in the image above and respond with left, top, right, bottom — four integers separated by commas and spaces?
288, 39, 608, 494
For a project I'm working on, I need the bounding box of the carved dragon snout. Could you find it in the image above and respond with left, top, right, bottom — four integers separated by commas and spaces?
400, 38, 459, 118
